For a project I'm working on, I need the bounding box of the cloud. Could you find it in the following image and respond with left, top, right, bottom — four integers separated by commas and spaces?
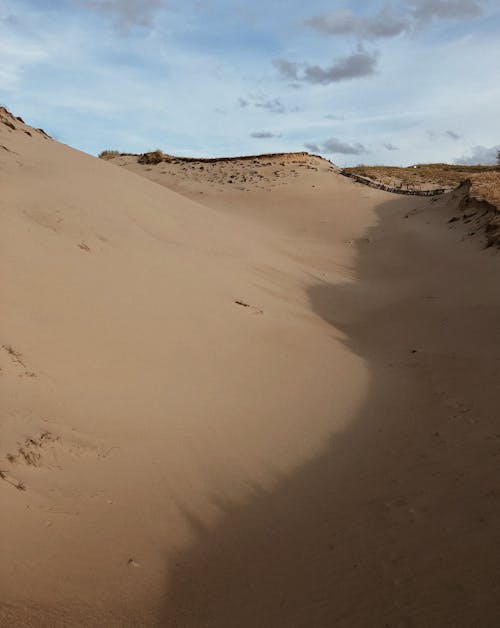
274, 51, 377, 85
238, 95, 291, 114
323, 138, 366, 154
272, 59, 299, 80
428, 129, 463, 141
407, 0, 482, 22
305, 138, 367, 155
254, 97, 286, 114
76, 0, 166, 28
305, 143, 321, 153
306, 6, 410, 40
0, 30, 50, 88
304, 51, 378, 84
455, 144, 500, 165
250, 131, 281, 139
384, 142, 400, 150
305, 1, 482, 41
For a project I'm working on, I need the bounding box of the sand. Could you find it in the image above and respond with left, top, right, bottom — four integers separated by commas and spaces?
1, 109, 500, 626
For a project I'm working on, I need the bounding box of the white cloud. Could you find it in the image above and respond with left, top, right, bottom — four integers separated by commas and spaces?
0, 35, 49, 88
305, 138, 367, 155
455, 144, 499, 165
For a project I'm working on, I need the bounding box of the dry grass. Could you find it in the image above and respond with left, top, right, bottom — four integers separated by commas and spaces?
137, 149, 168, 165
467, 172, 500, 209
344, 164, 500, 208
98, 150, 121, 160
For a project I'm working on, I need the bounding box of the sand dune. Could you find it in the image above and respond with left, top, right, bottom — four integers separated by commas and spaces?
1, 109, 500, 626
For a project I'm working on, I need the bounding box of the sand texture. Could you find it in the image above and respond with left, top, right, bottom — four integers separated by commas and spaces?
2, 110, 500, 626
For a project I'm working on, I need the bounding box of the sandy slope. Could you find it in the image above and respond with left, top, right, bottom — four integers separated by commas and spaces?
1, 111, 500, 626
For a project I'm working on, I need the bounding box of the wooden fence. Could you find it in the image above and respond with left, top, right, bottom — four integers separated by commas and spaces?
340, 171, 455, 196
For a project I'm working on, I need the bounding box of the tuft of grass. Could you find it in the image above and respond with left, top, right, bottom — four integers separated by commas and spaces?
98, 150, 121, 160
138, 149, 168, 165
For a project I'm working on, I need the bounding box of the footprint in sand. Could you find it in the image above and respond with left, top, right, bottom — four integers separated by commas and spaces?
0, 469, 26, 491
4, 426, 106, 473
6, 431, 61, 469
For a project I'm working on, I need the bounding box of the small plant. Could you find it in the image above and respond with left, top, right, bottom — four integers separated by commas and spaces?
98, 150, 120, 160
138, 149, 167, 165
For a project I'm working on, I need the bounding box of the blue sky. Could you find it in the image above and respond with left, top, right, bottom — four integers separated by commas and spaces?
1, 0, 499, 165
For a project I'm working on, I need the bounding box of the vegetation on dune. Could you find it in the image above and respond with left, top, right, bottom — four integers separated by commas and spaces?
100, 150, 316, 166
137, 149, 168, 165
344, 164, 500, 209
98, 150, 121, 160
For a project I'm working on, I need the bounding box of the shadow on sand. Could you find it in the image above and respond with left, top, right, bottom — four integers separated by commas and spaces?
159, 195, 500, 627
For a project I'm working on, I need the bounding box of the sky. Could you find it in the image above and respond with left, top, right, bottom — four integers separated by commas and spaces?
1, 0, 499, 165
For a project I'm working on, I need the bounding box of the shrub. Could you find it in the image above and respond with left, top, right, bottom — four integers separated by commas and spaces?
138, 149, 167, 165
99, 150, 120, 160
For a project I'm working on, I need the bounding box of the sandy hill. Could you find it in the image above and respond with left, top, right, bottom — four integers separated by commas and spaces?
2, 108, 500, 627
100, 149, 338, 200
106, 149, 500, 248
